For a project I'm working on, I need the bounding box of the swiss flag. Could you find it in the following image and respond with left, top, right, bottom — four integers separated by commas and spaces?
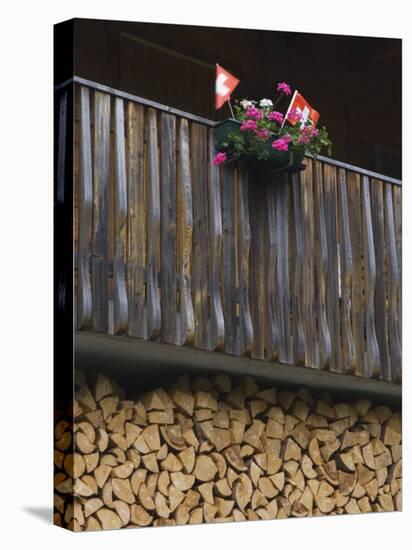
285, 91, 320, 127
215, 64, 240, 110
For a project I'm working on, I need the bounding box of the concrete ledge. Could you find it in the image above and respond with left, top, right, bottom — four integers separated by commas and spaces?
75, 331, 401, 409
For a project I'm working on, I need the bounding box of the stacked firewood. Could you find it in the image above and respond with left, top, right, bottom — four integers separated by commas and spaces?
54, 371, 402, 531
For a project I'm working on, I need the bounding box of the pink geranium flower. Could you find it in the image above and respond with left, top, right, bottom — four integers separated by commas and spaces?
311, 126, 319, 137
272, 138, 289, 151
268, 111, 284, 123
277, 82, 292, 95
213, 152, 227, 165
255, 128, 270, 140
246, 106, 263, 120
240, 119, 258, 131
288, 109, 302, 124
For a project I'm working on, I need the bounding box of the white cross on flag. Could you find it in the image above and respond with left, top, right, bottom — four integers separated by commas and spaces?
215, 64, 240, 110
285, 90, 320, 127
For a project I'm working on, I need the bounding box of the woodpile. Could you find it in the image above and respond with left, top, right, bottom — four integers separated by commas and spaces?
54, 371, 402, 531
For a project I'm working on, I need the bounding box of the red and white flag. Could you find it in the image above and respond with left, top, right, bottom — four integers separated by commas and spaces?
284, 90, 320, 127
215, 64, 240, 110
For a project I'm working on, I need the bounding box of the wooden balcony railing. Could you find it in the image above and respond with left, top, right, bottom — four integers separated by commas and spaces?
58, 77, 402, 384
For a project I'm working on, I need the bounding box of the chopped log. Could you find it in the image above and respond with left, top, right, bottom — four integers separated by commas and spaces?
142, 453, 159, 473
112, 478, 135, 504
198, 481, 214, 504
130, 504, 152, 526
308, 438, 323, 466
194, 455, 218, 481
161, 425, 186, 451
170, 472, 195, 491
234, 474, 253, 511
224, 445, 248, 472
96, 508, 122, 530
114, 500, 131, 526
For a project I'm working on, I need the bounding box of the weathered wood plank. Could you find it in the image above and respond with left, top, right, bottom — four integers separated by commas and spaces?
92, 91, 110, 333
221, 162, 237, 354
56, 90, 67, 205
160, 113, 178, 344
290, 172, 305, 365
266, 175, 280, 361
146, 108, 162, 340
274, 172, 291, 363
208, 128, 225, 351
249, 173, 267, 360
191, 123, 209, 349
362, 176, 380, 378
346, 171, 365, 377
337, 168, 355, 373
323, 164, 342, 372
177, 118, 194, 346
385, 183, 401, 382
392, 185, 402, 347
113, 97, 128, 335
127, 102, 146, 338
370, 179, 389, 379
301, 159, 317, 368
314, 161, 331, 369
237, 161, 253, 356
77, 86, 93, 330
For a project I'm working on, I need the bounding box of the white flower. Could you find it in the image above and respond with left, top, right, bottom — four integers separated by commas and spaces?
259, 98, 273, 108
240, 99, 254, 110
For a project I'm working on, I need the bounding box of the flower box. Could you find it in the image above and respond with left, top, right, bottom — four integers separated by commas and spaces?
214, 118, 306, 174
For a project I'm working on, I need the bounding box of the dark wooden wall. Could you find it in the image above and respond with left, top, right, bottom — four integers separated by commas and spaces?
57, 18, 401, 178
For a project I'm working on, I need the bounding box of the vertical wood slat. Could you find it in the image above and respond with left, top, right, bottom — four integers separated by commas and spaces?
324, 164, 342, 372
314, 161, 331, 369
113, 97, 129, 335
177, 118, 194, 346
191, 123, 209, 349
362, 176, 380, 377
208, 129, 225, 351
146, 108, 161, 340
385, 183, 401, 382
301, 160, 317, 367
274, 172, 291, 363
221, 163, 237, 354
56, 90, 67, 205
347, 172, 365, 377
266, 177, 280, 361
127, 102, 146, 338
392, 185, 402, 350
77, 86, 93, 329
237, 161, 253, 356
160, 113, 178, 344
370, 179, 390, 379
92, 91, 110, 333
249, 175, 267, 359
291, 172, 305, 365
338, 168, 355, 373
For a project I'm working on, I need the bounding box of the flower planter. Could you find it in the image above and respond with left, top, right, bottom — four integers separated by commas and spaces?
214, 118, 306, 174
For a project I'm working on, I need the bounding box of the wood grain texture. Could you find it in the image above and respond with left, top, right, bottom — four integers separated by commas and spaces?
266, 175, 280, 361
92, 91, 110, 333
177, 118, 194, 346
221, 162, 237, 354
362, 176, 380, 378
385, 183, 401, 382
314, 161, 331, 369
56, 90, 67, 205
113, 97, 129, 335
77, 86, 93, 330
208, 128, 225, 351
337, 169, 355, 374
346, 172, 365, 377
146, 108, 162, 340
237, 161, 253, 356
392, 185, 402, 352
323, 164, 342, 372
160, 113, 178, 344
191, 123, 209, 350
127, 102, 146, 338
274, 172, 291, 363
290, 172, 305, 365
370, 179, 389, 380
301, 159, 317, 368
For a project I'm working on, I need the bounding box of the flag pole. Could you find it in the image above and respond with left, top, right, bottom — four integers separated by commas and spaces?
228, 98, 235, 120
